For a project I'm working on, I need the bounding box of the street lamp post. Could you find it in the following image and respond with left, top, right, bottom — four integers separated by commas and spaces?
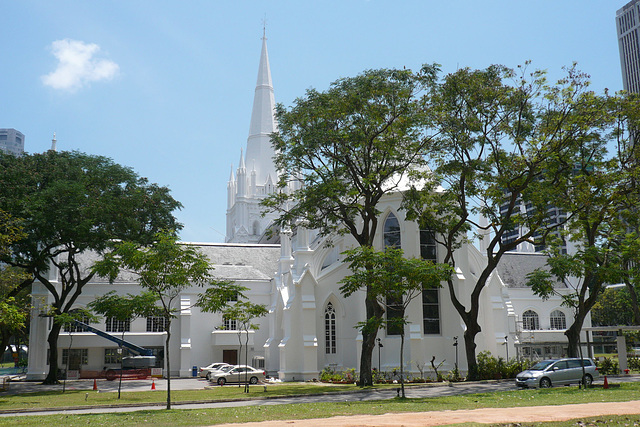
453, 336, 458, 372
504, 335, 509, 361
377, 338, 383, 373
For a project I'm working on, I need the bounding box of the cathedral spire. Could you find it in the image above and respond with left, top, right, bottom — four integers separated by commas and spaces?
245, 30, 278, 186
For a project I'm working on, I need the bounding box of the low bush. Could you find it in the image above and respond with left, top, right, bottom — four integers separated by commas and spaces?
320, 366, 358, 383
627, 357, 640, 371
476, 351, 532, 380
597, 357, 619, 375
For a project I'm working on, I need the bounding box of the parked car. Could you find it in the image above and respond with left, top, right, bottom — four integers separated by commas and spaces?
198, 362, 231, 379
515, 358, 599, 388
209, 365, 266, 385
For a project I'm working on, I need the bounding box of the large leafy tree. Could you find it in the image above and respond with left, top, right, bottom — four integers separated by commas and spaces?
263, 66, 440, 386
0, 150, 182, 384
403, 64, 614, 379
93, 231, 243, 409
339, 246, 452, 397
527, 95, 640, 356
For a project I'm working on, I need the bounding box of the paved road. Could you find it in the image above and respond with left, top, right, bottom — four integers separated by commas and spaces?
0, 375, 635, 417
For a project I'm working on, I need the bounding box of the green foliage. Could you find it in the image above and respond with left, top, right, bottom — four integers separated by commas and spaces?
475, 351, 531, 380
93, 231, 234, 407
0, 151, 181, 383
265, 66, 440, 243
320, 366, 358, 383
628, 357, 640, 371
592, 287, 636, 326
339, 246, 453, 318
88, 290, 163, 321
597, 357, 619, 376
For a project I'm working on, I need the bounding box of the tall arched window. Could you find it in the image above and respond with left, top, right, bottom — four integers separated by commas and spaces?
522, 310, 540, 330
325, 302, 336, 354
550, 310, 566, 330
383, 213, 401, 248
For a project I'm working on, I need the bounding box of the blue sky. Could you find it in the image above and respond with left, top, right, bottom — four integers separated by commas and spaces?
0, 1, 628, 243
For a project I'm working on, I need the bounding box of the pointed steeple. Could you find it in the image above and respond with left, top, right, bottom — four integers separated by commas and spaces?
245, 31, 278, 186
50, 132, 57, 152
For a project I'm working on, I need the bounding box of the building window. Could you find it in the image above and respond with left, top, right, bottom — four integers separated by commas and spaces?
63, 313, 91, 332
62, 348, 88, 367
420, 228, 437, 261
104, 348, 123, 364
325, 302, 336, 354
146, 316, 168, 332
105, 317, 130, 333
522, 310, 540, 330
550, 310, 566, 330
223, 316, 237, 331
383, 213, 401, 248
422, 288, 440, 334
384, 213, 403, 334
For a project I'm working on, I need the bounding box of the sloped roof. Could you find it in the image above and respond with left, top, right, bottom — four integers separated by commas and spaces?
80, 243, 280, 284
496, 252, 567, 289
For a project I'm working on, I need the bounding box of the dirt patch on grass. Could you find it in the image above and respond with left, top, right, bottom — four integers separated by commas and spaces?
218, 400, 640, 426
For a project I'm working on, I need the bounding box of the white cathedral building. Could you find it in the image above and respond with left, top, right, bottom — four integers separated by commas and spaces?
26, 36, 583, 381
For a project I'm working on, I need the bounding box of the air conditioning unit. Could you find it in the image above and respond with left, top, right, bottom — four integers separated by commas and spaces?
252, 356, 265, 369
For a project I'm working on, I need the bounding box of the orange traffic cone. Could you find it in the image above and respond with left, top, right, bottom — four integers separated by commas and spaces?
151, 379, 156, 390
93, 379, 98, 391
603, 375, 609, 389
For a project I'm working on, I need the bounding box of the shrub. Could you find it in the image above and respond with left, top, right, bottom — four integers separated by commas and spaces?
320, 366, 358, 383
628, 357, 640, 371
597, 357, 619, 375
476, 351, 531, 380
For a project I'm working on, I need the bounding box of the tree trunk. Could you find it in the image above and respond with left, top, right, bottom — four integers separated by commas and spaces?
463, 321, 481, 380
399, 328, 405, 398
358, 292, 384, 387
43, 322, 63, 384
625, 282, 640, 325
565, 320, 583, 357
165, 331, 171, 410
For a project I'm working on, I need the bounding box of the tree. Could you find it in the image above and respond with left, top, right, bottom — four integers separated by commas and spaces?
0, 150, 182, 384
0, 210, 30, 364
592, 286, 636, 326
88, 291, 161, 399
339, 246, 452, 397
403, 64, 614, 378
207, 300, 268, 392
93, 231, 240, 409
527, 150, 630, 356
264, 66, 440, 386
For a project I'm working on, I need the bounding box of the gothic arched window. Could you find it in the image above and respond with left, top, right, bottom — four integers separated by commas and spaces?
522, 310, 540, 330
383, 213, 401, 248
550, 310, 566, 330
325, 302, 336, 354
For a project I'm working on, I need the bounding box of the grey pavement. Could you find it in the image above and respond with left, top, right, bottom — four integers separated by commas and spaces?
0, 375, 634, 417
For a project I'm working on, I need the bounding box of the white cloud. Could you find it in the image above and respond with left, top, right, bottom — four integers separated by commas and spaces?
42, 39, 119, 91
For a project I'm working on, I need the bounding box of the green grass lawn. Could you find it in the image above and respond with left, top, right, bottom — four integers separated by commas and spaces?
0, 382, 639, 426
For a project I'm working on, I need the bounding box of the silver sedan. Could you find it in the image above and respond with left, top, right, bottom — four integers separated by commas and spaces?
209, 365, 266, 385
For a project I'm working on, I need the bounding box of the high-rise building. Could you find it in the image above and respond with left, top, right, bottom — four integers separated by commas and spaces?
0, 128, 25, 156
617, 0, 640, 93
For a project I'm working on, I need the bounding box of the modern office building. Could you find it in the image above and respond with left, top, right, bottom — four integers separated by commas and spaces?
617, 0, 640, 93
0, 128, 25, 156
